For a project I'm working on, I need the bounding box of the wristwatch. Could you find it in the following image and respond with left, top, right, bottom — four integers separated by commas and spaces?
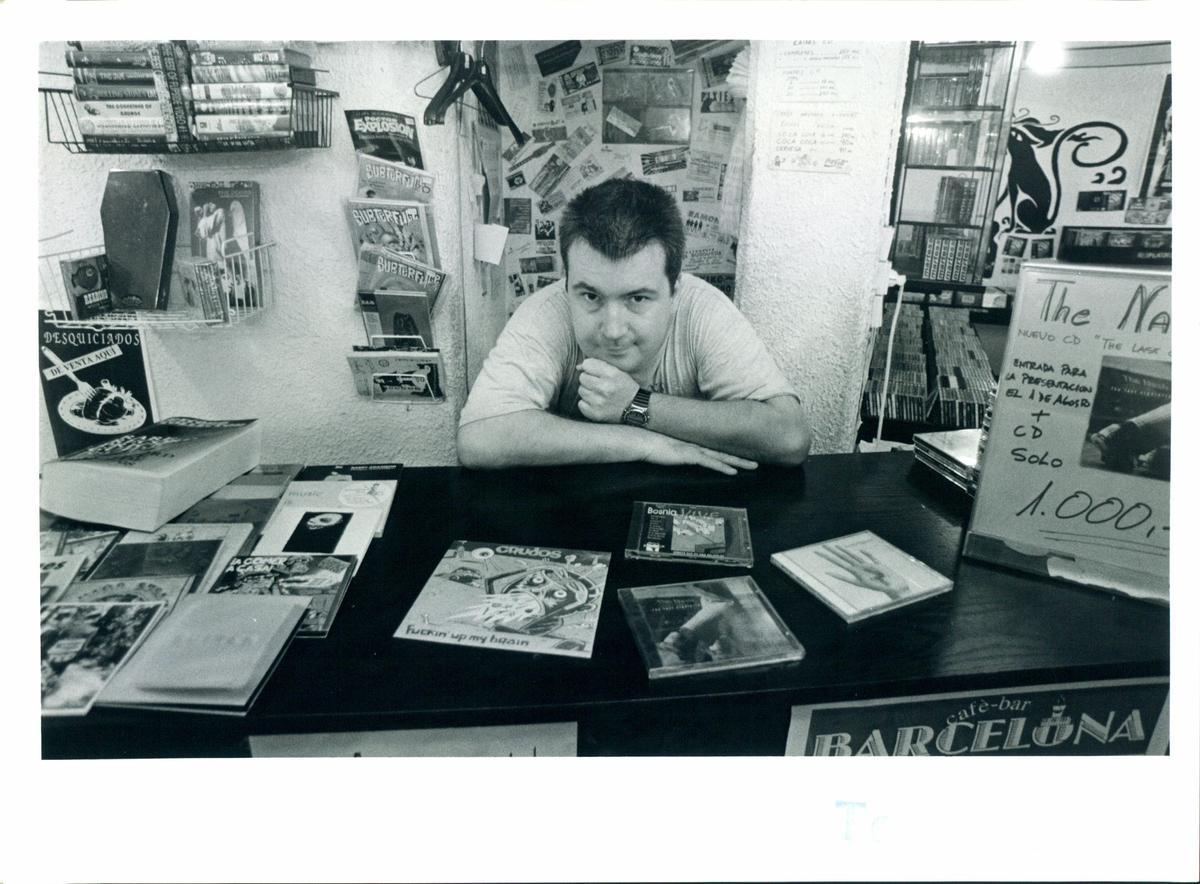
621, 387, 652, 427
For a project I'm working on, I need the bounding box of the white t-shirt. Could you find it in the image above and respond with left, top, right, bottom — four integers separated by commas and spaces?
459, 273, 798, 427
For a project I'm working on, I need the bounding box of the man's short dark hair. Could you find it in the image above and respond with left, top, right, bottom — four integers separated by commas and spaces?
559, 179, 685, 289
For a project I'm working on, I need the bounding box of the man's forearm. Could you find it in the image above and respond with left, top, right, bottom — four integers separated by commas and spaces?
645, 394, 811, 464
457, 409, 650, 469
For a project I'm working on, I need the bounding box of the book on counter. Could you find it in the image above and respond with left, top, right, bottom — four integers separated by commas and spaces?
96, 594, 309, 715
41, 601, 166, 716
345, 109, 424, 168
294, 463, 402, 482
57, 575, 194, 611
253, 505, 377, 571
618, 576, 805, 680
41, 521, 122, 578
39, 417, 262, 532
40, 554, 89, 604
172, 462, 303, 552
208, 554, 356, 636
276, 478, 396, 538
89, 522, 254, 596
770, 530, 954, 623
346, 197, 439, 268
395, 541, 611, 659
625, 501, 753, 567
347, 348, 446, 403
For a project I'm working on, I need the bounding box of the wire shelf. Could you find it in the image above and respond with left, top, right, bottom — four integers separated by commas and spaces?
39, 240, 277, 329
41, 85, 339, 154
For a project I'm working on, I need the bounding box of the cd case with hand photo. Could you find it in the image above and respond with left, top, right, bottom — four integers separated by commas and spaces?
770, 530, 953, 623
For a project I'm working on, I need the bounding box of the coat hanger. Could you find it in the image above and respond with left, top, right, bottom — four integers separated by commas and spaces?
423, 42, 528, 147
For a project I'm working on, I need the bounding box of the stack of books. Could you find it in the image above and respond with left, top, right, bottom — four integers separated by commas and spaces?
65, 42, 193, 152
913, 427, 983, 494
40, 459, 403, 717
185, 41, 316, 147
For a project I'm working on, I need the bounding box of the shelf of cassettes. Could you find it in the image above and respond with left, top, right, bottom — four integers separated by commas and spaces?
39, 241, 277, 329
40, 85, 339, 154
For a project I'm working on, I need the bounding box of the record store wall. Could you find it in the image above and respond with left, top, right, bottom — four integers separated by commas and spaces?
38, 41, 471, 467
38, 40, 911, 465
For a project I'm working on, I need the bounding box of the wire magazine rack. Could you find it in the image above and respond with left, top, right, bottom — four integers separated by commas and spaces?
40, 85, 339, 154
39, 240, 278, 329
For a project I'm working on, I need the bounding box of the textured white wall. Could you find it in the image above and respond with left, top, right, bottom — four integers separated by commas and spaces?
736, 42, 909, 454
38, 41, 468, 467
39, 40, 911, 465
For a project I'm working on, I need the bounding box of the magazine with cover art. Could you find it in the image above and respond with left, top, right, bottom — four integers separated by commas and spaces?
618, 576, 805, 680
40, 554, 89, 604
277, 479, 396, 539
348, 349, 446, 404
253, 506, 377, 571
39, 311, 157, 457
188, 180, 263, 307
356, 153, 435, 202
346, 198, 439, 268
395, 541, 611, 659
208, 554, 356, 636
57, 575, 194, 611
356, 243, 447, 303
625, 501, 753, 567
345, 110, 424, 168
357, 290, 434, 351
770, 530, 953, 623
90, 522, 253, 596
41, 601, 165, 716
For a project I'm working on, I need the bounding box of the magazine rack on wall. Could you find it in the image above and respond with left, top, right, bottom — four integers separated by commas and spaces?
40, 85, 339, 154
39, 241, 278, 329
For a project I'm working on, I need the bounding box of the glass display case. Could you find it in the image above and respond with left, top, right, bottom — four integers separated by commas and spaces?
891, 42, 1022, 288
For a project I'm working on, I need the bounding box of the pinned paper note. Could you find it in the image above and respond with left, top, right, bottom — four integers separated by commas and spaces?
473, 223, 509, 265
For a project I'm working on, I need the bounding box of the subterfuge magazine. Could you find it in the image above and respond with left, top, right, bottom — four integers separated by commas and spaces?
395, 541, 611, 658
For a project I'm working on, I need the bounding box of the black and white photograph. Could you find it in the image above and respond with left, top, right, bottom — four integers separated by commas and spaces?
21, 18, 1193, 884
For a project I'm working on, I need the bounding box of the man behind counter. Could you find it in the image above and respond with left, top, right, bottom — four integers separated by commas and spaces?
457, 178, 811, 475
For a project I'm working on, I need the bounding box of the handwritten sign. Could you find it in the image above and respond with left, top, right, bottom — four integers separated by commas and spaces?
767, 42, 865, 174
965, 262, 1170, 602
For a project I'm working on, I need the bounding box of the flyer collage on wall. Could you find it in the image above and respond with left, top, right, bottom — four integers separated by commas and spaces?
495, 40, 748, 314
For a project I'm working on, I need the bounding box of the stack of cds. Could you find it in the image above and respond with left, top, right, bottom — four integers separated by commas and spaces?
913, 427, 982, 495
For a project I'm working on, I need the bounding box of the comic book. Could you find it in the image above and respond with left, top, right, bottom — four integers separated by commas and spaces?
347, 349, 446, 403
208, 554, 356, 636
346, 198, 439, 268
395, 541, 611, 659
356, 243, 446, 303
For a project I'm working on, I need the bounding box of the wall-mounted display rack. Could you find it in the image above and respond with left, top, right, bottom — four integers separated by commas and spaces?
40, 84, 339, 154
39, 241, 278, 329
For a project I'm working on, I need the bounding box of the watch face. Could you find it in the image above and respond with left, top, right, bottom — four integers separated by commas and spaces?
624, 407, 649, 427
